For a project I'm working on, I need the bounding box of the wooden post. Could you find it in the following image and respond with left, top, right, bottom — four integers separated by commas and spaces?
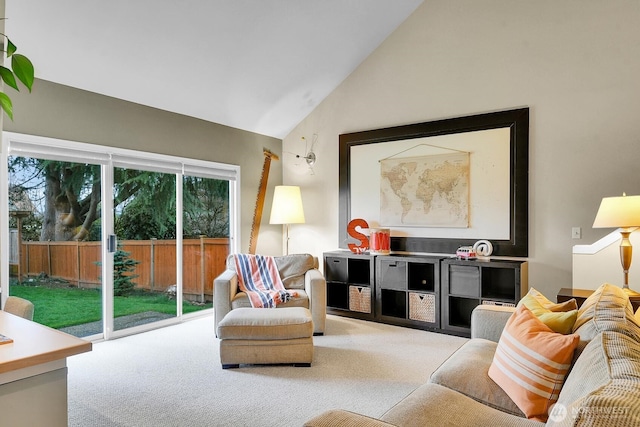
16, 218, 23, 280
150, 238, 156, 291
47, 240, 52, 277
25, 241, 30, 280
76, 240, 81, 288
200, 235, 205, 303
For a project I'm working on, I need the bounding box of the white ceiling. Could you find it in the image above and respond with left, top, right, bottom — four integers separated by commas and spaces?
6, 1, 423, 139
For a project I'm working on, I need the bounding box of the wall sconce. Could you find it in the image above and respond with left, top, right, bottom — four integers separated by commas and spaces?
269, 185, 305, 255
593, 193, 640, 296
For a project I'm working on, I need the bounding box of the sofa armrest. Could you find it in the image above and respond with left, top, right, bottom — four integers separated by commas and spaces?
304, 409, 397, 427
305, 268, 327, 335
214, 269, 238, 337
470, 305, 515, 342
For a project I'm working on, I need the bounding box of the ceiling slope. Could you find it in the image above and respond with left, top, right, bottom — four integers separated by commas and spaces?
6, 0, 423, 138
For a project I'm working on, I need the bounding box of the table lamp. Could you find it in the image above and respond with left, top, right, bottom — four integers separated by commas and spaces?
269, 185, 305, 255
593, 193, 640, 296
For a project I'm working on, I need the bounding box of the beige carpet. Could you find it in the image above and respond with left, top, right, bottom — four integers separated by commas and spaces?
68, 313, 467, 427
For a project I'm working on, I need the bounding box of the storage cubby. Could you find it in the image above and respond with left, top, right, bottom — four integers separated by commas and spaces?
375, 255, 441, 329
325, 256, 348, 283
378, 259, 407, 290
380, 289, 406, 318
481, 267, 517, 301
447, 296, 478, 329
408, 263, 435, 292
324, 251, 375, 320
348, 258, 371, 284
442, 258, 528, 337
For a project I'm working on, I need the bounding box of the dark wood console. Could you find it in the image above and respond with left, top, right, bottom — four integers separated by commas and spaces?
324, 251, 528, 337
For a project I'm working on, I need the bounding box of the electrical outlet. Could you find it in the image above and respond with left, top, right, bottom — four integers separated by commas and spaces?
572, 227, 582, 239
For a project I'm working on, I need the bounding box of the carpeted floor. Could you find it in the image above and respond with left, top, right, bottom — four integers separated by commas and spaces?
68, 313, 467, 427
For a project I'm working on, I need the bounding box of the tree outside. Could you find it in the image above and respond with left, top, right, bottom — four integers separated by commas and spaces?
8, 157, 230, 243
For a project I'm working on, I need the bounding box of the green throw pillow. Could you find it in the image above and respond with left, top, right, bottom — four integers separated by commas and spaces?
518, 293, 578, 334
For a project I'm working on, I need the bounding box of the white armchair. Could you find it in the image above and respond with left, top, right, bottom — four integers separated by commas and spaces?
214, 253, 326, 336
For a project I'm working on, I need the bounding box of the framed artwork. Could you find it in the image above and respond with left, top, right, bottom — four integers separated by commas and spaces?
338, 108, 529, 257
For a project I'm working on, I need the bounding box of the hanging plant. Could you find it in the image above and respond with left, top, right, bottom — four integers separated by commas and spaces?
0, 24, 35, 120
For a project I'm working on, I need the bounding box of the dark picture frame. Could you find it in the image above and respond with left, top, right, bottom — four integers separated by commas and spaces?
338, 108, 529, 257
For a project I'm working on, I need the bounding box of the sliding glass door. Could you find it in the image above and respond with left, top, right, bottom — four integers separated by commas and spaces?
112, 166, 178, 332
182, 175, 230, 306
6, 153, 105, 338
2, 132, 239, 340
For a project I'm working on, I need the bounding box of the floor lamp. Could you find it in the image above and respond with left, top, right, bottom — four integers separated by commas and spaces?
593, 193, 640, 296
269, 185, 305, 255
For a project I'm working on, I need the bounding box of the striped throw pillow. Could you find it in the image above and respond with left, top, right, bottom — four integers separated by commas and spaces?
488, 305, 580, 422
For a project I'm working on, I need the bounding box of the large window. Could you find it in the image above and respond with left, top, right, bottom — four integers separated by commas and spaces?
1, 132, 239, 340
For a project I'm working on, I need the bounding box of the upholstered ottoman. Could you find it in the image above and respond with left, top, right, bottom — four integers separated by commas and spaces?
216, 307, 314, 369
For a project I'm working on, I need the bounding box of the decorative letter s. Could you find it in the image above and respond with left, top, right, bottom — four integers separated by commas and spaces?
347, 218, 369, 254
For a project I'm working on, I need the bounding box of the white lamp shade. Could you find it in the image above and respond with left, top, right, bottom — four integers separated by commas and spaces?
269, 185, 305, 224
593, 194, 640, 228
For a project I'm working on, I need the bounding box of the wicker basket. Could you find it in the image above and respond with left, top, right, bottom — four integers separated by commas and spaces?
409, 292, 436, 323
349, 286, 371, 313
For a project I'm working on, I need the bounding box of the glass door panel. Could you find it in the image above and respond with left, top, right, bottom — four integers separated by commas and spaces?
182, 175, 228, 311
7, 155, 104, 338
113, 167, 177, 331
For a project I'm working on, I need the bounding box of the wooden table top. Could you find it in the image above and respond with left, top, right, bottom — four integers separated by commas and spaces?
0, 311, 92, 374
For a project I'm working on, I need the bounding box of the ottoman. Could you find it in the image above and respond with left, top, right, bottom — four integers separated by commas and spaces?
216, 307, 314, 369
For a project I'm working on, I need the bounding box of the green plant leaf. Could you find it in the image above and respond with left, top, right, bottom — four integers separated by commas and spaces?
0, 92, 14, 120
0, 66, 18, 90
11, 54, 34, 92
6, 37, 17, 57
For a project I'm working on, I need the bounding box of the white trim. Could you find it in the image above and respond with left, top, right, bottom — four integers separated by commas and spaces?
3, 131, 239, 180
0, 137, 9, 307
102, 162, 115, 340
176, 173, 184, 315
573, 230, 623, 255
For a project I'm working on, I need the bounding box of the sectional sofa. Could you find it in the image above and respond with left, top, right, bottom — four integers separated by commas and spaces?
305, 283, 640, 426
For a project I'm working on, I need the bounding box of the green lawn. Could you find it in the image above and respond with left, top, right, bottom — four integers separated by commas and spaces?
10, 283, 212, 329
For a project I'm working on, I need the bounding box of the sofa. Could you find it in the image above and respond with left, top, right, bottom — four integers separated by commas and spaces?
305, 283, 640, 426
214, 253, 326, 336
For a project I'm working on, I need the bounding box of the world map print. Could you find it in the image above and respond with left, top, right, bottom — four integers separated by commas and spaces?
380, 152, 470, 227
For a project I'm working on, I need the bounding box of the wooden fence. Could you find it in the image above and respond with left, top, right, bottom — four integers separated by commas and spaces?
14, 238, 229, 302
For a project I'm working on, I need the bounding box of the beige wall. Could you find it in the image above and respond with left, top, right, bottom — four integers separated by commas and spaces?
4, 79, 284, 256
283, 0, 640, 298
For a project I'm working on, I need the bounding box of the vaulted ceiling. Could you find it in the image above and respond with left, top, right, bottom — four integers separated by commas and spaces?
6, 1, 423, 138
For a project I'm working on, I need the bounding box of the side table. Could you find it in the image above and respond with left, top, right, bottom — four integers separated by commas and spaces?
557, 287, 640, 312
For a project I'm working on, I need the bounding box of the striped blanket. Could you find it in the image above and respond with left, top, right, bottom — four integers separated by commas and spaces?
233, 254, 297, 308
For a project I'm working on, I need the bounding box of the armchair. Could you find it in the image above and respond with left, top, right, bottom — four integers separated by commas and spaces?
214, 253, 326, 336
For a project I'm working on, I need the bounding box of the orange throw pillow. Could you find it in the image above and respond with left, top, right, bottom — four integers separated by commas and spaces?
488, 305, 580, 422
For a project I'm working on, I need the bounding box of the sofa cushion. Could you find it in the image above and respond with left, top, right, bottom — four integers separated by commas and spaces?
304, 409, 397, 427
571, 283, 640, 342
429, 338, 525, 417
518, 293, 577, 334
231, 289, 309, 309
216, 307, 313, 340
488, 305, 580, 422
549, 331, 640, 426
380, 383, 544, 427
